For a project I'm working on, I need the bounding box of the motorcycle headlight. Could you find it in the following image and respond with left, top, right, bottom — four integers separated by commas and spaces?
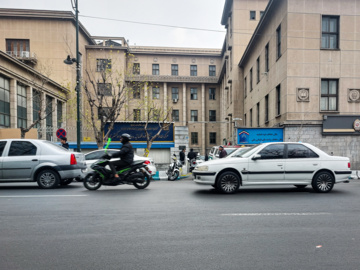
195, 165, 208, 171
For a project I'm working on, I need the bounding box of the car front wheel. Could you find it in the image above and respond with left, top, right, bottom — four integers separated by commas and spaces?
216, 171, 240, 194
312, 171, 335, 193
37, 169, 60, 189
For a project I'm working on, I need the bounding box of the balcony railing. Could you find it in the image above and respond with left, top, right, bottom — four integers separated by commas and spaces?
6, 51, 38, 64
125, 74, 219, 84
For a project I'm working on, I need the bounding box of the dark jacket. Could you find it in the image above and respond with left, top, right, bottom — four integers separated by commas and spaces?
219, 149, 227, 158
187, 151, 197, 160
179, 151, 185, 162
112, 142, 134, 164
61, 143, 69, 150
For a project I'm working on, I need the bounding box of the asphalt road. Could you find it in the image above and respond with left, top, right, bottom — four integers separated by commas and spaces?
1, 178, 360, 270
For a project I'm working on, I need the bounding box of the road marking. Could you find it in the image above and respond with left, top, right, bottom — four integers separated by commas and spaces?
221, 212, 331, 216
0, 195, 87, 198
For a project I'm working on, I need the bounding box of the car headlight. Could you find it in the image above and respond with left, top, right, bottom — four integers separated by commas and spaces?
195, 165, 208, 171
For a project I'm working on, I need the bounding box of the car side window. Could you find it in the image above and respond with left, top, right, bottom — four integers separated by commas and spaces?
8, 141, 37, 156
258, 144, 284, 159
287, 144, 319, 159
0, 141, 7, 156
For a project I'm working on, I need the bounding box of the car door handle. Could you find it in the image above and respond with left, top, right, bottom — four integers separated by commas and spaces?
313, 164, 318, 166
32, 159, 38, 161
277, 164, 283, 166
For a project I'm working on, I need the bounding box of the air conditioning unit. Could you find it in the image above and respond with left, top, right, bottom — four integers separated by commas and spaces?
173, 98, 178, 103
21, 51, 30, 58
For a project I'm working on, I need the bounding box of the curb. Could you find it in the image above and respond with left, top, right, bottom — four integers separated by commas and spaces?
152, 171, 191, 181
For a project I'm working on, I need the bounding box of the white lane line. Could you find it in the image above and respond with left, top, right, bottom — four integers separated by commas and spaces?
0, 195, 87, 198
221, 212, 331, 216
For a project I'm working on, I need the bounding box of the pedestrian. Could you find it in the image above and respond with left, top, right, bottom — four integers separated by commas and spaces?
179, 148, 186, 165
60, 136, 69, 149
205, 151, 209, 161
219, 146, 227, 158
187, 148, 197, 160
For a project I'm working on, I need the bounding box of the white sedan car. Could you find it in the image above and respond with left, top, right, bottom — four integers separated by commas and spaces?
82, 149, 157, 176
193, 142, 351, 194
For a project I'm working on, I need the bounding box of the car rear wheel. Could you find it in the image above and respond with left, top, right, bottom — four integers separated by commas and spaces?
37, 169, 60, 189
312, 171, 335, 193
216, 171, 240, 194
294, 185, 307, 188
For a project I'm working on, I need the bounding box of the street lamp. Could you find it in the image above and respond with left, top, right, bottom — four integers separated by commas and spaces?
64, 0, 81, 152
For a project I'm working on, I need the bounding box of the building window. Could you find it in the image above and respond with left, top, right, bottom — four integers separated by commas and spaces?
265, 43, 269, 72
210, 132, 216, 144
250, 108, 253, 127
276, 25, 281, 59
133, 63, 140, 75
191, 110, 198, 121
260, 11, 265, 18
172, 87, 179, 99
133, 109, 141, 121
244, 77, 247, 98
209, 65, 216, 76
257, 102, 260, 127
209, 110, 216, 122
32, 90, 41, 128
322, 16, 339, 49
152, 64, 159, 75
152, 87, 160, 99
97, 83, 112, 96
250, 68, 253, 91
276, 84, 281, 116
172, 110, 179, 122
191, 88, 198, 100
190, 65, 197, 76
191, 132, 198, 144
0, 76, 10, 127
321, 79, 338, 111
171, 64, 178, 76
6, 39, 30, 57
133, 85, 141, 99
244, 114, 247, 126
256, 57, 260, 83
45, 96, 53, 141
17, 84, 27, 128
209, 88, 216, 100
98, 107, 110, 120
265, 94, 269, 122
96, 59, 111, 72
250, 11, 256, 20
57, 101, 63, 128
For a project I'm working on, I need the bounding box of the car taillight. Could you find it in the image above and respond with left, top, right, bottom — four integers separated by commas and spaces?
70, 154, 77, 165
192, 161, 196, 165
144, 160, 151, 165
348, 162, 351, 168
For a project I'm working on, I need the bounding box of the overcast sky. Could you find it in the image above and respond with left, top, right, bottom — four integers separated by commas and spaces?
1, 0, 227, 48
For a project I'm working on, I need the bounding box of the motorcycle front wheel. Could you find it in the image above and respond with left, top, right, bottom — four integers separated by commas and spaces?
168, 171, 179, 181
133, 174, 150, 189
83, 172, 102, 190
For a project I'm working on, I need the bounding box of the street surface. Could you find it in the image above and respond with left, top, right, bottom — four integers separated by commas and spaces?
1, 178, 360, 270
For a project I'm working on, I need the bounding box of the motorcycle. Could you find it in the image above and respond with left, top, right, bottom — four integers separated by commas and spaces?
83, 157, 152, 190
189, 158, 197, 172
167, 154, 182, 181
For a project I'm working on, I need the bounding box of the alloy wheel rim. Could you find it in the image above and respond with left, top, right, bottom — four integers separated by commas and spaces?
40, 173, 56, 187
316, 174, 332, 191
220, 175, 238, 193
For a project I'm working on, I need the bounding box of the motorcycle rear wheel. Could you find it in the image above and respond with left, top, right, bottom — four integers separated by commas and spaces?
133, 174, 150, 189
83, 172, 102, 190
168, 171, 179, 181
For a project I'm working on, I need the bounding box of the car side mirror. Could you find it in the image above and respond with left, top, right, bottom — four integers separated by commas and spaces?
252, 154, 261, 160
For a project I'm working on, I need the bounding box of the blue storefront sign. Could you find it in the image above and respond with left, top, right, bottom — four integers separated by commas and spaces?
237, 128, 283, 144
104, 122, 174, 143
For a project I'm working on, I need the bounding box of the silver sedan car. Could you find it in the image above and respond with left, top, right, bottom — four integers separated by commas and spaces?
0, 139, 86, 188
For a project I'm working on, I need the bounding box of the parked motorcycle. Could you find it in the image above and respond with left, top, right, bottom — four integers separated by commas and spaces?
167, 154, 182, 181
83, 157, 152, 190
189, 158, 197, 172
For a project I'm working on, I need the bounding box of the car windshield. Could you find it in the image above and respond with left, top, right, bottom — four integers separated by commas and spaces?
240, 144, 262, 158
224, 148, 237, 155
228, 147, 251, 157
42, 140, 69, 151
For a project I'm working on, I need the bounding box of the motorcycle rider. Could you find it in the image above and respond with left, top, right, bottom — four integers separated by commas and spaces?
105, 133, 134, 181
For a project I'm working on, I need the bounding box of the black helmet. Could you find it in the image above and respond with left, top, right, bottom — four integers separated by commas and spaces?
120, 133, 131, 142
